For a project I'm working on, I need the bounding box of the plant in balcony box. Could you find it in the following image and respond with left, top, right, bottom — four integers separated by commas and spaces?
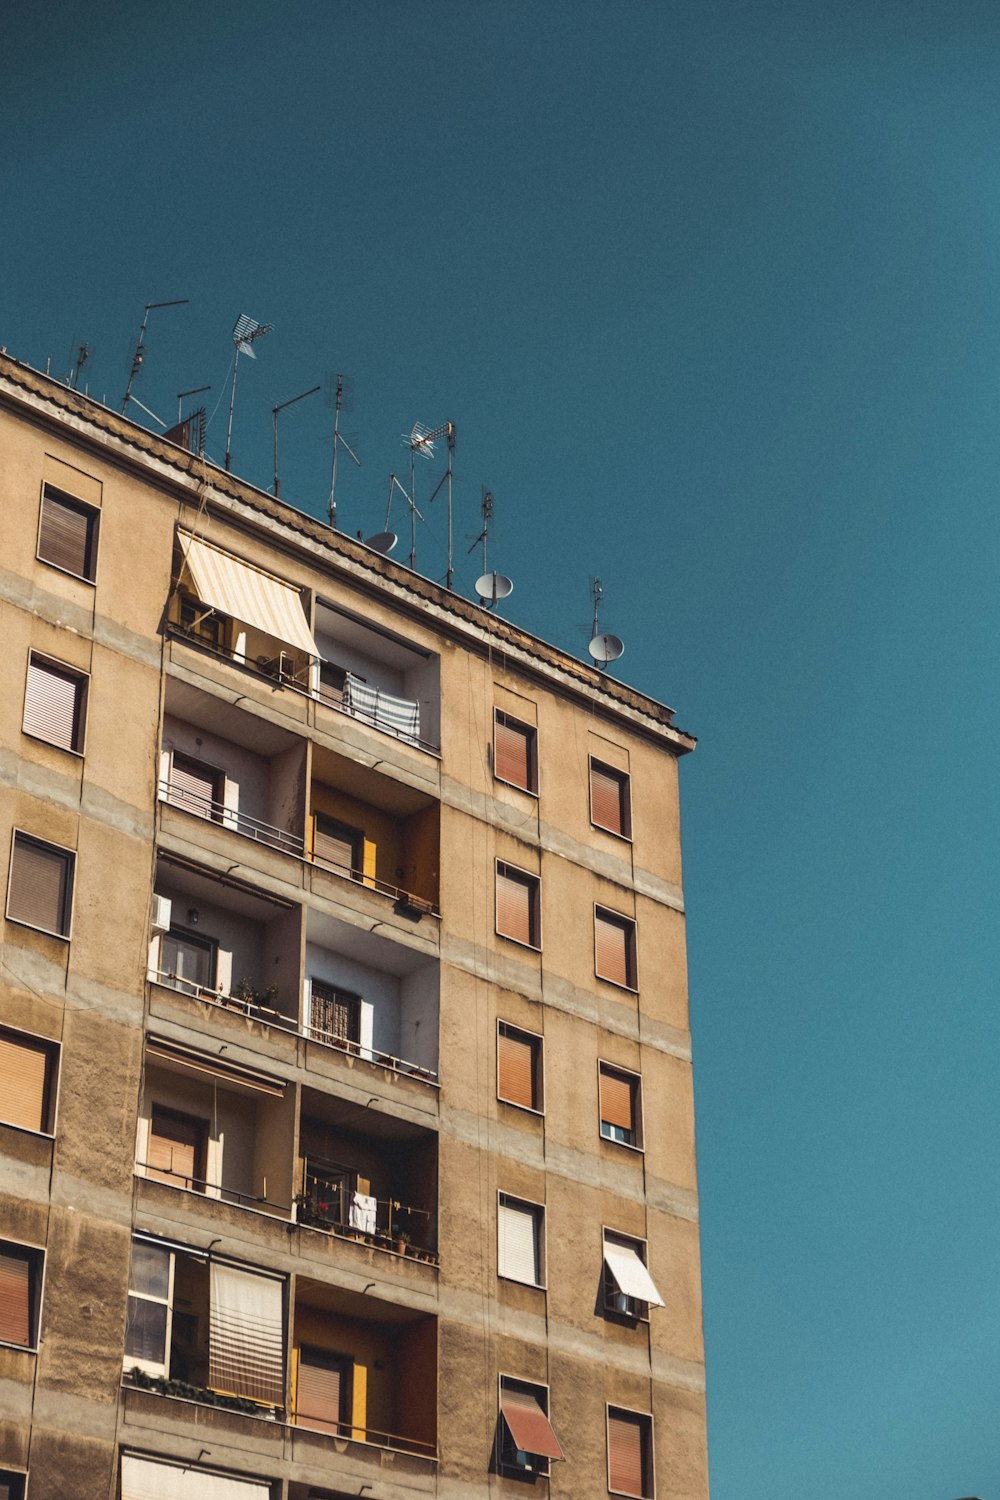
294, 1191, 331, 1229
232, 976, 279, 1011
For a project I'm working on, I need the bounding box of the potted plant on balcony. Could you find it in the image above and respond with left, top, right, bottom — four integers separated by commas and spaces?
231, 977, 279, 1014
294, 1191, 331, 1229
394, 1230, 411, 1255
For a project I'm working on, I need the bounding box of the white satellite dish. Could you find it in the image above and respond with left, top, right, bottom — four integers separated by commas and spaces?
588, 633, 625, 666
366, 531, 398, 555
475, 571, 514, 607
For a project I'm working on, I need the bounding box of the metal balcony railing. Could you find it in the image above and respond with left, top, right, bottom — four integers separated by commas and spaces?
135, 1158, 290, 1215
308, 845, 439, 917
158, 778, 303, 855
289, 1406, 437, 1458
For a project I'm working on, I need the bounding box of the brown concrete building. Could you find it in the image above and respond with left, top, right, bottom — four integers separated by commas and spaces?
0, 351, 706, 1500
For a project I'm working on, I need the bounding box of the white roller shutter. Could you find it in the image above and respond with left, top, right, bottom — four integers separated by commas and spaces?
121, 1454, 270, 1500
498, 1197, 540, 1285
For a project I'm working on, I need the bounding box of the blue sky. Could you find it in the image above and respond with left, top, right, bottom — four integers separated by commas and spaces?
4, 3, 1000, 1495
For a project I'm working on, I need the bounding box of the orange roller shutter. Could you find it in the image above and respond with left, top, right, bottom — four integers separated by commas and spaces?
497, 867, 534, 945
595, 911, 630, 986
0, 1033, 50, 1133
600, 1068, 635, 1132
297, 1349, 344, 1434
148, 1108, 202, 1188
495, 716, 531, 789
38, 492, 92, 577
498, 1029, 535, 1109
314, 819, 359, 875
591, 763, 625, 834
0, 1251, 31, 1347
500, 1388, 564, 1460
608, 1409, 647, 1497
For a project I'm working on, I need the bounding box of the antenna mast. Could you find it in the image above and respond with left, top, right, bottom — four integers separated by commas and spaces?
121, 298, 188, 414
468, 488, 495, 575
326, 373, 362, 530
587, 577, 625, 672
272, 384, 320, 499
407, 420, 456, 589
225, 314, 272, 473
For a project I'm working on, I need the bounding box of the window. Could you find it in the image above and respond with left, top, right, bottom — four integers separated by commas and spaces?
148, 1105, 208, 1191
120, 1454, 272, 1500
0, 1470, 26, 1500
37, 486, 99, 581
0, 1242, 42, 1349
166, 752, 224, 820
497, 1376, 564, 1477
599, 1063, 642, 1149
313, 814, 363, 878
498, 1194, 544, 1287
595, 906, 637, 989
494, 711, 536, 793
603, 1231, 664, 1321
497, 1022, 543, 1113
159, 927, 217, 993
6, 832, 74, 939
495, 862, 540, 949
318, 659, 348, 706
296, 1345, 351, 1435
309, 981, 361, 1049
0, 1026, 57, 1134
607, 1406, 653, 1498
125, 1239, 173, 1376
590, 758, 631, 838
179, 594, 227, 649
23, 653, 88, 754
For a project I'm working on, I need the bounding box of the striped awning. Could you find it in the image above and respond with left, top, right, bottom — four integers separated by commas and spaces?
604, 1240, 664, 1307
178, 532, 319, 656
121, 1454, 270, 1500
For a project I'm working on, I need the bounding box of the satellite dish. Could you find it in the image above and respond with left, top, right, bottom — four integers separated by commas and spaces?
475, 571, 514, 606
588, 633, 625, 666
366, 531, 398, 555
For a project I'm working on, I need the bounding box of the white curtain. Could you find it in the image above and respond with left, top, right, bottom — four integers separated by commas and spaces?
121, 1454, 270, 1499
209, 1261, 285, 1405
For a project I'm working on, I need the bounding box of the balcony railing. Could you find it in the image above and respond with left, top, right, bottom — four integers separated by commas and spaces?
309, 846, 439, 918
290, 1406, 437, 1459
135, 1158, 290, 1215
148, 969, 439, 1085
167, 623, 441, 755
158, 778, 303, 856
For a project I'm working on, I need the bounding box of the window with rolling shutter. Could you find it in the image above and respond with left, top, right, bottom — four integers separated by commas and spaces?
313, 815, 362, 877
607, 1406, 652, 1498
497, 1023, 541, 1112
595, 907, 636, 989
296, 1346, 349, 1435
6, 832, 74, 938
498, 1376, 564, 1474
495, 863, 540, 948
590, 759, 630, 838
36, 486, 99, 581
0, 1470, 26, 1500
0, 1245, 38, 1349
0, 1028, 55, 1134
498, 1194, 543, 1286
148, 1106, 207, 1190
168, 752, 223, 820
494, 711, 536, 792
599, 1063, 641, 1148
23, 654, 87, 754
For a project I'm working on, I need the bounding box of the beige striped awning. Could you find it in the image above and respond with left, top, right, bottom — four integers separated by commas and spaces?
178, 532, 319, 656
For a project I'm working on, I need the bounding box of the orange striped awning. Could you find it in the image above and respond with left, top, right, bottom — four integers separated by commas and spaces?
179, 532, 318, 656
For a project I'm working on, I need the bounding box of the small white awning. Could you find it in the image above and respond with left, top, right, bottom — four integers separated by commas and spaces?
121, 1454, 271, 1500
604, 1240, 664, 1307
179, 531, 319, 656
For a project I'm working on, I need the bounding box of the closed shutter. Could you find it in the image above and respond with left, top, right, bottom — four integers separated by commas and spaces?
38, 490, 94, 578
7, 836, 71, 935
498, 1027, 536, 1109
121, 1454, 271, 1500
596, 910, 631, 986
0, 1250, 31, 1346
497, 866, 535, 945
209, 1261, 284, 1405
591, 762, 626, 835
0, 1031, 50, 1133
314, 818, 358, 875
169, 753, 218, 816
297, 1348, 345, 1434
495, 715, 532, 789
498, 1198, 540, 1285
310, 982, 360, 1044
24, 657, 83, 752
600, 1067, 635, 1133
608, 1409, 648, 1497
148, 1107, 203, 1188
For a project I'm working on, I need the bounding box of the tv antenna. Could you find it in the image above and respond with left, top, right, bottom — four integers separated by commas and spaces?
469, 489, 514, 608
272, 384, 320, 499
121, 298, 188, 414
68, 343, 91, 390
325, 373, 362, 530
380, 472, 423, 568
587, 578, 625, 671
176, 385, 210, 424
225, 314, 272, 472
405, 420, 455, 589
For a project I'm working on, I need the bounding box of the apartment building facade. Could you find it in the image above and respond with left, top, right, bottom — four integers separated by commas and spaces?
0, 353, 706, 1500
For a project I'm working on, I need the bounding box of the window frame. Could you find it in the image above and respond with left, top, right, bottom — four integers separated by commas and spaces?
497, 1191, 546, 1289
309, 979, 363, 1050
594, 904, 638, 991
313, 813, 364, 879
159, 925, 219, 994
606, 1403, 655, 1499
589, 757, 632, 840
295, 1343, 352, 1436
35, 484, 100, 584
496, 1020, 544, 1115
0, 1468, 27, 1500
598, 1060, 644, 1152
166, 749, 226, 822
494, 860, 542, 951
147, 1103, 210, 1192
124, 1239, 175, 1378
22, 651, 89, 757
0, 1024, 59, 1137
0, 1240, 44, 1353
493, 710, 538, 796
602, 1227, 653, 1323
497, 1372, 557, 1478
5, 830, 76, 941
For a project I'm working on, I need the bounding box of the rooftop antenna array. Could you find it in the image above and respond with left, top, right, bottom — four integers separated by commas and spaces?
121, 298, 188, 415
470, 489, 514, 608
68, 343, 91, 390
272, 384, 320, 499
325, 373, 362, 530
587, 577, 625, 671
225, 314, 272, 472
406, 420, 456, 589
176, 385, 211, 424
374, 472, 421, 564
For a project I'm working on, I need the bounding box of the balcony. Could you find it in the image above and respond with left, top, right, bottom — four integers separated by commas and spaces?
136, 1037, 294, 1219
296, 1089, 438, 1264
292, 1278, 436, 1459
309, 745, 439, 918
313, 598, 440, 753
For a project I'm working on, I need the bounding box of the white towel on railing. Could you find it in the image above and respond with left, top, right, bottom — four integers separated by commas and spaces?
343, 673, 420, 742
349, 1191, 378, 1234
